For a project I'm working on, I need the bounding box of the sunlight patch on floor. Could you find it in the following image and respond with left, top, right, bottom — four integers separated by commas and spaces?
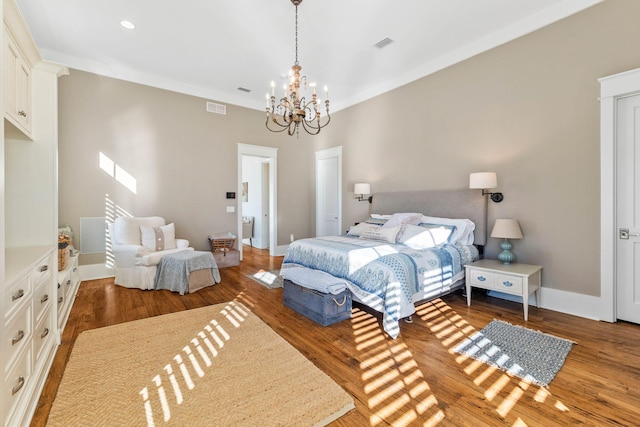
351, 307, 444, 426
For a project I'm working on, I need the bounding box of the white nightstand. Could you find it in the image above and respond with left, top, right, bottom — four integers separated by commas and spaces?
464, 259, 542, 321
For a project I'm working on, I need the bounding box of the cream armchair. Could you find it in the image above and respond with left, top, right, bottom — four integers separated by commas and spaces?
108, 216, 193, 290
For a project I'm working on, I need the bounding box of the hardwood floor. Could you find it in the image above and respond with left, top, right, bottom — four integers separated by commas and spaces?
32, 246, 640, 426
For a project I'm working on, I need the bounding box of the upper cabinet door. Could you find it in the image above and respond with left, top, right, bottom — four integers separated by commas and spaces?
4, 28, 32, 139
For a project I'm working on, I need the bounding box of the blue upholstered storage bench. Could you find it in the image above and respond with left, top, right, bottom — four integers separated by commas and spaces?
283, 279, 352, 326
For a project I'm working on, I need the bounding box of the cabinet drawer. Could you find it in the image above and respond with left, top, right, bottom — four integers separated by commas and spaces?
3, 345, 32, 426
34, 306, 54, 363
34, 274, 52, 322
4, 274, 31, 320
4, 304, 32, 372
494, 274, 523, 294
468, 269, 495, 289
32, 255, 53, 286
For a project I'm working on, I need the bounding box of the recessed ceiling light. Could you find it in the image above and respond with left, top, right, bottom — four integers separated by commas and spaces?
120, 20, 136, 30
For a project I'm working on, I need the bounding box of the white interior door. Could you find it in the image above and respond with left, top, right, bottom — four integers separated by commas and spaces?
616, 94, 640, 323
261, 161, 270, 248
315, 147, 342, 237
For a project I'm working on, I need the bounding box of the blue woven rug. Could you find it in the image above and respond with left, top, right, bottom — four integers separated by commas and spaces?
453, 319, 575, 387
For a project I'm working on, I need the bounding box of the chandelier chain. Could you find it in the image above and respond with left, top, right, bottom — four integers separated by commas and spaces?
294, 3, 299, 66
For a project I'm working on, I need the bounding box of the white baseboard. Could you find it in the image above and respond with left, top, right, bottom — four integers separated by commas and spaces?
486, 287, 603, 321
79, 264, 114, 281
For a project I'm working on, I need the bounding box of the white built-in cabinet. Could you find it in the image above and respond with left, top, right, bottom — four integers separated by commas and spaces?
56, 253, 80, 337
1, 0, 69, 425
4, 27, 30, 138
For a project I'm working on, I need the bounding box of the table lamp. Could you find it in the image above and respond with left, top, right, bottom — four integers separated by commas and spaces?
491, 219, 523, 264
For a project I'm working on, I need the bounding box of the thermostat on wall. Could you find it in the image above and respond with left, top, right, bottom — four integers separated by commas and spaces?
226, 192, 236, 199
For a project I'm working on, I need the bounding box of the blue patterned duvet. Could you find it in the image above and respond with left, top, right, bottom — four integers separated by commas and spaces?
281, 235, 479, 338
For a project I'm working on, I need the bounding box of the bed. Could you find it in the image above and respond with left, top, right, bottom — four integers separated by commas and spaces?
280, 189, 487, 338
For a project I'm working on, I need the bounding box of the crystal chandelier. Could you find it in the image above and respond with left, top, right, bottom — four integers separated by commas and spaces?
265, 0, 330, 136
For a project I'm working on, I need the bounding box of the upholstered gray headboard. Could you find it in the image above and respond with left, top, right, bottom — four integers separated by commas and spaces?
370, 189, 488, 245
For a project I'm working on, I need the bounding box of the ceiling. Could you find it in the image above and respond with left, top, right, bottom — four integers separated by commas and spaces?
15, 0, 602, 113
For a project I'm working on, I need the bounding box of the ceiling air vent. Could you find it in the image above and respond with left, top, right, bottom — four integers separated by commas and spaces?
374, 37, 394, 49
206, 101, 227, 115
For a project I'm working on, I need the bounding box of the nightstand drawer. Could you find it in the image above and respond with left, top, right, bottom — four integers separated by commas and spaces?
468, 269, 495, 289
494, 274, 523, 294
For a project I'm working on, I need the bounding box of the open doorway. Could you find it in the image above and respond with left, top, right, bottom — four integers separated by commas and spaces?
241, 156, 270, 249
237, 143, 278, 259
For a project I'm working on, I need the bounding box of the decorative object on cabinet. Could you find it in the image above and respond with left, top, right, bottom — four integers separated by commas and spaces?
108, 216, 193, 290
354, 183, 372, 203
491, 219, 524, 264
469, 172, 503, 202
265, 0, 330, 136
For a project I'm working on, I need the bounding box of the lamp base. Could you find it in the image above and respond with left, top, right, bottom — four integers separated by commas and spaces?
497, 238, 515, 264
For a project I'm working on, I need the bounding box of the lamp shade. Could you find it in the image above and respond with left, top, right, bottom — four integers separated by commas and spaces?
354, 183, 370, 195
469, 172, 497, 189
491, 219, 523, 239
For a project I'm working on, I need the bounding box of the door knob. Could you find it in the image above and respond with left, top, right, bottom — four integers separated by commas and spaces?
620, 228, 640, 239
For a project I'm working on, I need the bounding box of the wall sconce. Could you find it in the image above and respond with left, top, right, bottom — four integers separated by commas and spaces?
354, 183, 372, 203
491, 219, 523, 264
469, 172, 503, 202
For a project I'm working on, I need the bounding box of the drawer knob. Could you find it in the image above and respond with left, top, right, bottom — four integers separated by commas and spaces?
41, 327, 50, 339
12, 376, 25, 396
12, 288, 25, 301
41, 294, 49, 304
66, 279, 71, 286
12, 329, 25, 345
478, 276, 486, 282
18, 110, 27, 117
503, 281, 513, 287
58, 296, 64, 304
39, 265, 49, 272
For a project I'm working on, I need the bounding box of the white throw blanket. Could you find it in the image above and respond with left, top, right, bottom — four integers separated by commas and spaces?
280, 266, 348, 295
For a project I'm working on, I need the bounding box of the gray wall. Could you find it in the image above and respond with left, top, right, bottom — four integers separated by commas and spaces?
312, 0, 640, 297
59, 0, 639, 297
58, 72, 317, 264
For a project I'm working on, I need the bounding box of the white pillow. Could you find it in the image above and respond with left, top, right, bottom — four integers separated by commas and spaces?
420, 216, 476, 245
114, 217, 142, 245
140, 223, 177, 251
347, 222, 378, 237
382, 212, 422, 228
398, 224, 456, 249
360, 226, 401, 243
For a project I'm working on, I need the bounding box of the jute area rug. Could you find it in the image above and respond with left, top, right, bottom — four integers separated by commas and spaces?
47, 301, 354, 426
453, 319, 575, 387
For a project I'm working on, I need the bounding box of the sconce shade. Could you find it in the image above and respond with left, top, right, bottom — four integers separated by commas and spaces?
469, 172, 497, 189
491, 219, 523, 239
354, 183, 371, 195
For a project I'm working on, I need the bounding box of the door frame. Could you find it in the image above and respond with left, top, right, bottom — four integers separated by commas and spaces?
599, 67, 640, 322
315, 146, 342, 237
237, 143, 278, 258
